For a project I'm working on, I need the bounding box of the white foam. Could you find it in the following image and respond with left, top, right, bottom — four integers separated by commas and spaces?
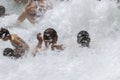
0, 0, 120, 80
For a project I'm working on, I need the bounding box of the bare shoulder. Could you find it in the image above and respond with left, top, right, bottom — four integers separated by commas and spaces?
11, 34, 22, 40
11, 34, 18, 37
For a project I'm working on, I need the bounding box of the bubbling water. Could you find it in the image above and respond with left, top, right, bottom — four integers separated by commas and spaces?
0, 0, 120, 80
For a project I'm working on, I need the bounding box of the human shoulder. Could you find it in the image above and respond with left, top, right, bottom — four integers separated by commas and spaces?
11, 34, 18, 37
11, 34, 21, 40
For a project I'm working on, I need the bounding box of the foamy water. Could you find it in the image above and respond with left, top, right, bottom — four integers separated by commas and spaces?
0, 0, 120, 80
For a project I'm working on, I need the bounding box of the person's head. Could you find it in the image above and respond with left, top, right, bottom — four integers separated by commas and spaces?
0, 6, 5, 17
77, 30, 90, 47
0, 28, 11, 41
3, 48, 14, 57
43, 28, 58, 44
77, 30, 89, 38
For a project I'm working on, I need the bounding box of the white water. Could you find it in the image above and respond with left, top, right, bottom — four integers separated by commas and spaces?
0, 0, 120, 80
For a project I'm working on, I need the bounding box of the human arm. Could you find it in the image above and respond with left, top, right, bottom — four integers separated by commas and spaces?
51, 44, 64, 51
33, 33, 43, 56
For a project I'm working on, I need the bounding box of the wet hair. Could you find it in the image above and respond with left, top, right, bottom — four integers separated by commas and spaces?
0, 28, 11, 39
77, 30, 90, 47
3, 48, 14, 57
3, 48, 22, 58
77, 30, 89, 38
0, 6, 5, 17
43, 28, 58, 43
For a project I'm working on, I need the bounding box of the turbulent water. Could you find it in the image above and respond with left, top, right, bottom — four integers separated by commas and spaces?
0, 0, 120, 80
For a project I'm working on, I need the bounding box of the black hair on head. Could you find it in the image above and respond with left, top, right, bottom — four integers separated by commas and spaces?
0, 28, 10, 38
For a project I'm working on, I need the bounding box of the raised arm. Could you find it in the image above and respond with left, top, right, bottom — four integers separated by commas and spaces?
26, 0, 33, 7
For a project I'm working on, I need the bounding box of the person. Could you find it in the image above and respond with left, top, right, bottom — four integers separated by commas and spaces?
0, 6, 6, 17
43, 28, 58, 48
77, 30, 90, 47
33, 28, 64, 55
14, 0, 28, 4
43, 28, 64, 50
117, 0, 120, 3
0, 28, 29, 58
17, 0, 52, 24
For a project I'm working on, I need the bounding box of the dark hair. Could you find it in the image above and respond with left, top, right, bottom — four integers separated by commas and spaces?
3, 48, 21, 58
43, 28, 58, 45
0, 28, 10, 39
77, 30, 90, 47
0, 6, 5, 17
44, 28, 58, 40
3, 48, 14, 57
77, 30, 89, 38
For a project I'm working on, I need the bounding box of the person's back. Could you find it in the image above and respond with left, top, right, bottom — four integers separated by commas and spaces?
10, 34, 29, 52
